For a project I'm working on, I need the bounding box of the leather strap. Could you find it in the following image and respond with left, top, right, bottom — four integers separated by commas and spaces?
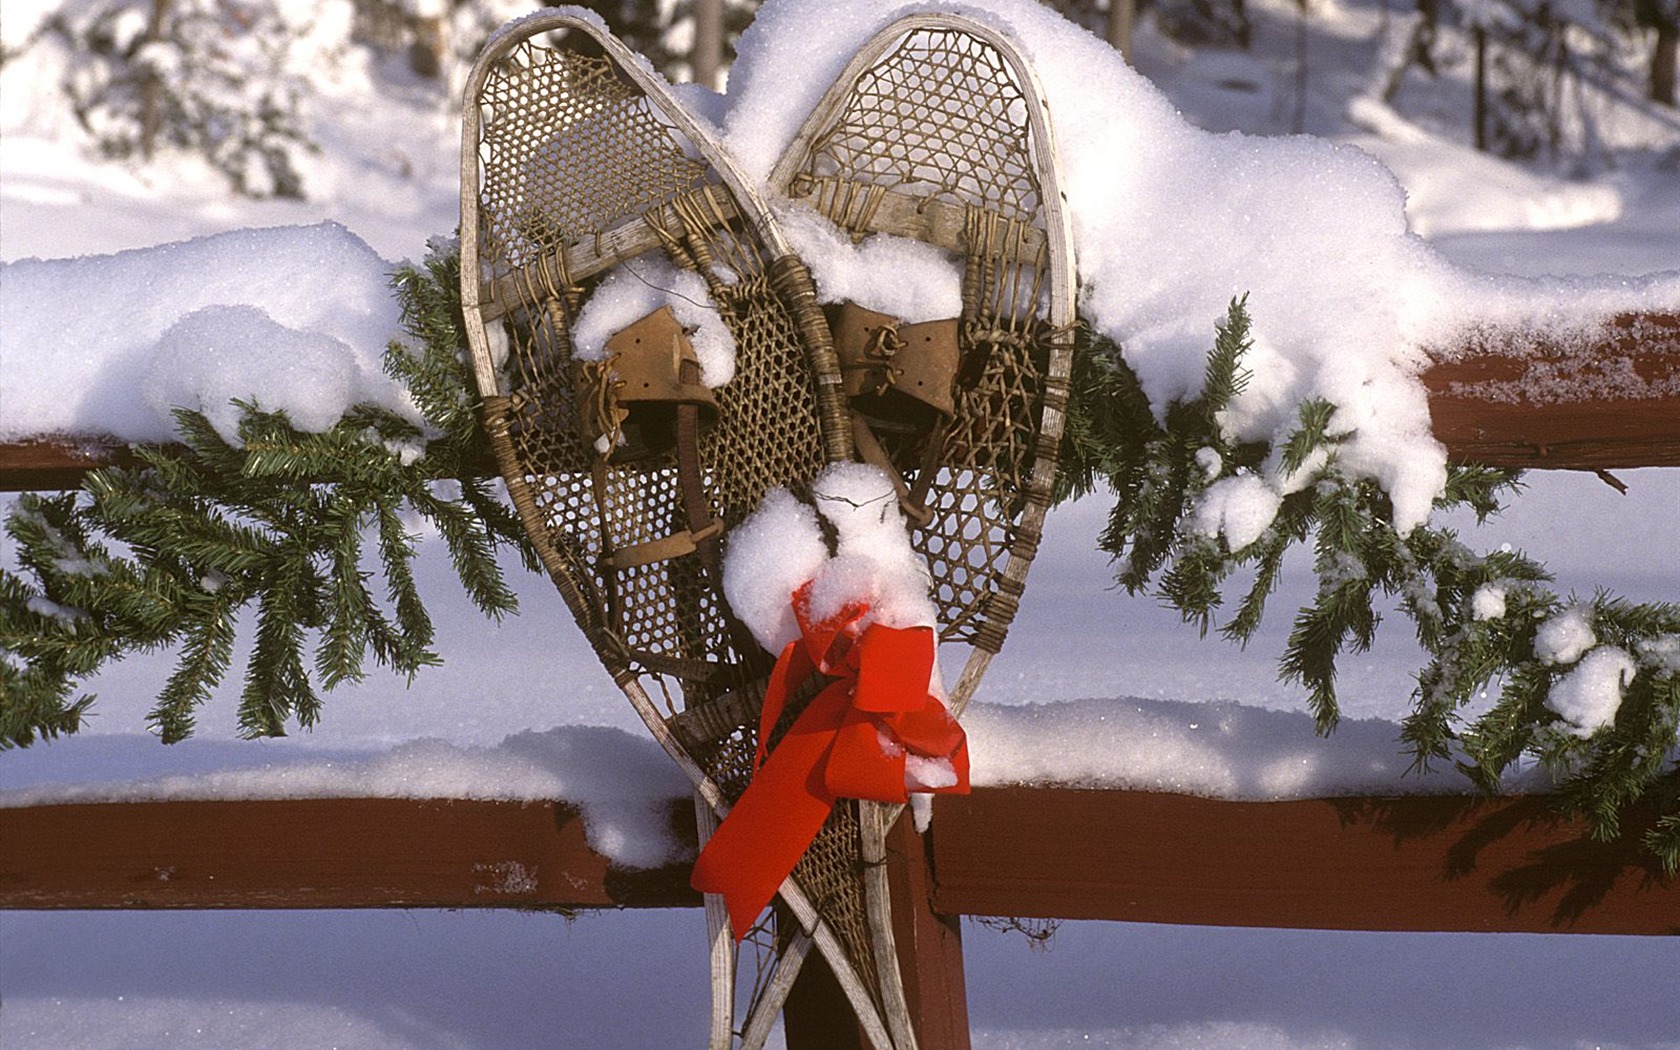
678, 394, 763, 666
605, 519, 724, 570
851, 409, 935, 528
832, 300, 962, 528
590, 456, 624, 631
626, 649, 725, 684
833, 301, 959, 416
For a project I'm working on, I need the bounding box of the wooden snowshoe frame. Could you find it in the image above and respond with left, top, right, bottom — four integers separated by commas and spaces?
765, 15, 1075, 1047
458, 13, 910, 1050
460, 10, 1073, 1049
770, 13, 1078, 720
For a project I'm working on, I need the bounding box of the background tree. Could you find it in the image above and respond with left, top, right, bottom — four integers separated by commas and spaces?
1629, 0, 1677, 103
40, 0, 358, 198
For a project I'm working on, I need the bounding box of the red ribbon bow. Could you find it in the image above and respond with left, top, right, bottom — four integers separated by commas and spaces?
690, 581, 970, 940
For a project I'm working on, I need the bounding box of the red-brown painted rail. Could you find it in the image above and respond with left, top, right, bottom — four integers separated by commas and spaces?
4, 788, 1674, 1050
1422, 311, 1680, 468
4, 310, 1677, 491
6, 789, 1671, 931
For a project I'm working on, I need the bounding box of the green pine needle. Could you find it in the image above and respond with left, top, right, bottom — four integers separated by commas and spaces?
0, 241, 533, 747
1055, 294, 1680, 868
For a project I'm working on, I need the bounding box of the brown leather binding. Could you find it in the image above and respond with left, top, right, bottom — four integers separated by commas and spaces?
577, 306, 719, 462
832, 301, 959, 416
834, 301, 961, 527
579, 307, 726, 641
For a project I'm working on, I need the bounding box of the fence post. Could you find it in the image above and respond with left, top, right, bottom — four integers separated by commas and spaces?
780, 811, 972, 1049
139, 0, 173, 160
783, 952, 871, 1050
409, 15, 449, 79
887, 811, 971, 1050
1474, 23, 1488, 150
1106, 0, 1135, 64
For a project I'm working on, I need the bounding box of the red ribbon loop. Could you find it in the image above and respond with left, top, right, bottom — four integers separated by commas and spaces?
691, 583, 970, 941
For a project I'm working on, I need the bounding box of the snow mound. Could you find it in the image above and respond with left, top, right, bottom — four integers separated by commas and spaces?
0, 222, 413, 443
726, 0, 1680, 534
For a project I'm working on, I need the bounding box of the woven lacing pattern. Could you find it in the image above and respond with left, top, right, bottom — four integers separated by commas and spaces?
795, 27, 1057, 654
471, 34, 881, 1017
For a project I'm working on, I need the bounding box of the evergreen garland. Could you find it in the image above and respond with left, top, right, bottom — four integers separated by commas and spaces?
3, 250, 1675, 873
0, 243, 533, 746
1059, 297, 1680, 872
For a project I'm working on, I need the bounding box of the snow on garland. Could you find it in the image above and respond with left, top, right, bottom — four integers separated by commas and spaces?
1, 0, 1676, 867
1059, 297, 1680, 871
0, 245, 534, 745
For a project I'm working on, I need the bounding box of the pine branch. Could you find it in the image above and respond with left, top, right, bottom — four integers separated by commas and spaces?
1198, 293, 1253, 423
0, 240, 534, 746
1647, 804, 1680, 878
152, 605, 237, 744
1055, 294, 1680, 867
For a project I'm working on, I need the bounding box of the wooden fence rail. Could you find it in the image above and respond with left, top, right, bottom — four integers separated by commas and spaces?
3, 310, 1677, 491
4, 787, 1676, 1049
5, 789, 1674, 932
1422, 311, 1680, 468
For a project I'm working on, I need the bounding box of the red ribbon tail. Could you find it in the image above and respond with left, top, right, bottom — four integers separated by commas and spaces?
690, 685, 849, 940
754, 639, 811, 772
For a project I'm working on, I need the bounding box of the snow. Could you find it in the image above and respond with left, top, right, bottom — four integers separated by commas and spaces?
1191, 474, 1285, 552
1546, 646, 1638, 739
1643, 634, 1680, 675
1347, 119, 1626, 238
7, 908, 1670, 1050
3, 0, 1680, 1045
1471, 583, 1509, 621
725, 464, 944, 653
0, 674, 1537, 830
963, 696, 1499, 797
722, 486, 832, 652
776, 203, 966, 322
143, 304, 395, 444
0, 222, 413, 443
1535, 605, 1598, 666
805, 463, 940, 630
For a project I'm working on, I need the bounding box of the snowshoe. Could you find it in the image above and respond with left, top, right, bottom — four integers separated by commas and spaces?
458, 11, 911, 1049
764, 18, 1078, 1043
769, 11, 1078, 718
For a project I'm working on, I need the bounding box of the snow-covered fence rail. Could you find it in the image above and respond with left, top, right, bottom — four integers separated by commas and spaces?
4, 788, 1674, 934
3, 308, 1676, 492
4, 786, 1675, 1049
1421, 310, 1680, 468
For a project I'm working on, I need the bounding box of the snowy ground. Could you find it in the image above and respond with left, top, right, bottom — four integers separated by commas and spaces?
2, 0, 1678, 1046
